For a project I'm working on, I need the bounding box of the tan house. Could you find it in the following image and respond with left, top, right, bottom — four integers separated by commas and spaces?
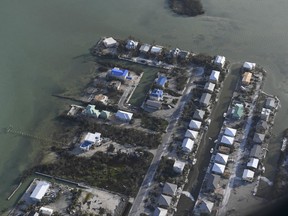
242, 72, 252, 85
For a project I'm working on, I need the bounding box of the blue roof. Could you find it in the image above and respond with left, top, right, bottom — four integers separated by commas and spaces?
150, 89, 163, 98
111, 68, 128, 77
156, 76, 167, 87
80, 140, 93, 148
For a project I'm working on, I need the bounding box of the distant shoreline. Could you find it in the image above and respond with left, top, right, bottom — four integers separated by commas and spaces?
168, 0, 204, 17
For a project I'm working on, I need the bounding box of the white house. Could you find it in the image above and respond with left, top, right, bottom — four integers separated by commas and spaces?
150, 46, 163, 55
204, 82, 215, 93
242, 169, 255, 182
247, 158, 259, 169
261, 108, 271, 121
182, 138, 194, 153
84, 132, 101, 145
243, 62, 256, 71
189, 119, 202, 131
214, 55, 226, 68
30, 181, 50, 202
139, 44, 151, 53
116, 110, 133, 122
39, 207, 53, 216
212, 163, 225, 175
126, 40, 139, 50
209, 70, 220, 83
103, 37, 117, 48
224, 127, 237, 137
214, 153, 229, 165
173, 160, 185, 174
221, 135, 234, 146
185, 129, 198, 140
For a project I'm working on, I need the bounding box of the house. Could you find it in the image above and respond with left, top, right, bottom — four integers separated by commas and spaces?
194, 198, 214, 216
162, 182, 177, 196
200, 93, 212, 107
158, 194, 172, 209
261, 108, 271, 121
99, 110, 111, 119
242, 72, 252, 85
39, 207, 53, 216
103, 37, 117, 48
178, 50, 190, 59
150, 89, 163, 101
247, 158, 259, 169
126, 40, 139, 50
204, 82, 216, 93
209, 70, 220, 83
218, 146, 231, 154
156, 76, 167, 88
242, 169, 255, 182
265, 97, 276, 109
185, 129, 198, 140
256, 120, 268, 133
108, 80, 121, 90
232, 103, 244, 119
83, 105, 100, 117
115, 110, 133, 122
146, 99, 162, 110
171, 48, 180, 57
108, 67, 128, 81
189, 119, 202, 131
153, 207, 168, 216
80, 132, 102, 150
30, 181, 50, 202
193, 109, 205, 121
221, 135, 234, 146
243, 62, 256, 71
214, 153, 229, 165
94, 94, 108, 105
214, 55, 226, 68
224, 127, 237, 137
253, 133, 265, 144
182, 138, 194, 153
250, 145, 262, 159
150, 46, 163, 55
212, 163, 225, 175
139, 44, 151, 53
173, 160, 185, 174
206, 173, 220, 192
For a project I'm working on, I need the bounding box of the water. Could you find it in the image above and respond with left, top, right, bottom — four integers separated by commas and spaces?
1, 0, 288, 211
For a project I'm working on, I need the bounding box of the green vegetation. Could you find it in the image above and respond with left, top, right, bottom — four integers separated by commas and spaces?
169, 0, 204, 17
140, 114, 169, 132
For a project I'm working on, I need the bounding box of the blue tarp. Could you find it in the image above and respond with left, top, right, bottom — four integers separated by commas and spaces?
156, 76, 167, 87
111, 68, 128, 77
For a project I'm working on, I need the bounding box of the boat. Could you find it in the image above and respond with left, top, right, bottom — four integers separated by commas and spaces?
281, 137, 287, 152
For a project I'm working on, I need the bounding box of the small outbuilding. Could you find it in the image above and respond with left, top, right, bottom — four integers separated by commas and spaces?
99, 110, 111, 119
214, 153, 229, 165
162, 182, 177, 196
253, 133, 265, 144
189, 119, 202, 131
182, 138, 194, 153
247, 158, 259, 169
204, 82, 216, 93
158, 194, 172, 209
193, 109, 205, 121
242, 169, 255, 182
185, 129, 198, 140
212, 163, 225, 175
209, 70, 220, 83
173, 160, 185, 174
221, 135, 234, 146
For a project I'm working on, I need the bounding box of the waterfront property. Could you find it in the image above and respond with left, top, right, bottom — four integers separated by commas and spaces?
126, 39, 139, 50
265, 97, 276, 110
83, 104, 101, 117
150, 45, 163, 55
261, 107, 271, 121
30, 181, 50, 202
80, 132, 102, 151
107, 67, 129, 81
250, 144, 263, 159
242, 72, 252, 85
247, 157, 259, 170
214, 55, 226, 69
139, 43, 151, 53
209, 70, 220, 83
94, 94, 108, 105
253, 133, 265, 144
103, 37, 118, 48
243, 61, 256, 71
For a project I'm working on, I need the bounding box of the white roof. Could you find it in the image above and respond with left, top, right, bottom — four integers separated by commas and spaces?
242, 169, 255, 180
243, 62, 256, 71
215, 153, 229, 165
182, 138, 194, 153
151, 46, 163, 54
173, 160, 185, 173
154, 207, 168, 216
30, 181, 50, 201
126, 40, 139, 49
185, 129, 198, 140
139, 44, 151, 52
40, 207, 53, 216
212, 163, 225, 174
214, 55, 226, 66
204, 82, 215, 92
116, 110, 133, 121
84, 132, 101, 143
247, 158, 259, 169
221, 135, 234, 145
224, 127, 237, 137
210, 70, 220, 82
189, 119, 202, 130
103, 37, 117, 47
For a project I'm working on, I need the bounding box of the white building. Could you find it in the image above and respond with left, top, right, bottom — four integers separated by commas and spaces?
126, 40, 139, 50
39, 207, 53, 216
242, 169, 255, 182
212, 163, 225, 175
214, 153, 229, 165
189, 119, 202, 131
214, 55, 226, 68
261, 108, 271, 121
243, 62, 256, 71
194, 198, 214, 216
221, 135, 234, 146
209, 70, 220, 83
173, 160, 185, 174
224, 127, 237, 137
184, 129, 198, 140
84, 132, 101, 145
150, 46, 163, 55
115, 110, 133, 122
103, 37, 117, 48
154, 207, 168, 216
182, 138, 194, 153
247, 158, 259, 169
139, 44, 151, 53
30, 181, 50, 202
204, 82, 215, 93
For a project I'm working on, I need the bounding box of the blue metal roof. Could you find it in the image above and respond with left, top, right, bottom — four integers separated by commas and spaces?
111, 68, 128, 77
156, 76, 167, 87
80, 140, 93, 148
150, 89, 163, 98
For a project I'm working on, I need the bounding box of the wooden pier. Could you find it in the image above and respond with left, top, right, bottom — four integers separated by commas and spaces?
7, 182, 22, 200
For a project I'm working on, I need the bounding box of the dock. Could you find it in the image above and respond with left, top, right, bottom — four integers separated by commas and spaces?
7, 182, 22, 200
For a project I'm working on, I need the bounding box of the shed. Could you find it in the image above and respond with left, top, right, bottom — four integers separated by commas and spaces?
247, 158, 259, 169
212, 163, 225, 175
193, 109, 205, 121
126, 40, 139, 50
204, 82, 215, 93
214, 55, 226, 68
173, 160, 185, 174
206, 173, 220, 192
139, 43, 151, 53
242, 169, 255, 182
256, 120, 268, 133
242, 72, 252, 85
150, 46, 163, 54
265, 97, 276, 109
232, 103, 244, 119
182, 138, 194, 153
221, 135, 234, 146
250, 145, 262, 159
215, 153, 229, 165
243, 62, 256, 71
99, 110, 111, 119
39, 207, 53, 216
103, 37, 117, 48
153, 207, 168, 216
146, 99, 162, 110
253, 133, 265, 144
209, 70, 220, 83
158, 194, 172, 208
189, 120, 202, 131
84, 105, 100, 117
116, 110, 133, 122
185, 129, 198, 140
30, 181, 50, 202
162, 182, 177, 196
224, 127, 237, 137
200, 93, 211, 107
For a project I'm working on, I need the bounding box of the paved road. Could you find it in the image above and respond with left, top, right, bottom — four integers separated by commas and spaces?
128, 78, 194, 215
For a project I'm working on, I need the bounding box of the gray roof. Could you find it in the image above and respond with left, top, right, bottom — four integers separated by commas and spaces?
200, 93, 211, 107
153, 207, 168, 216
162, 182, 177, 196
250, 145, 262, 158
253, 133, 265, 144
206, 173, 220, 191
158, 194, 172, 208
195, 198, 214, 214
193, 109, 205, 121
204, 82, 215, 92
256, 120, 268, 132
146, 99, 162, 109
265, 97, 276, 109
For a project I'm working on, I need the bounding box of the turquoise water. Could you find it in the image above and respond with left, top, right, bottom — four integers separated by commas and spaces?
1, 0, 288, 210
